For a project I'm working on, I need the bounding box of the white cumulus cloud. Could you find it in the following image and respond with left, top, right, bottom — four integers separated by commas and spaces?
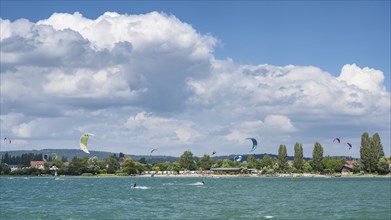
264, 115, 297, 132
0, 11, 389, 157
124, 112, 199, 145
338, 64, 386, 93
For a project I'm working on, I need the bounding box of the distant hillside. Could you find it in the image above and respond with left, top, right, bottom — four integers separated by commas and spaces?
0, 149, 312, 163
0, 149, 112, 161
0, 149, 178, 163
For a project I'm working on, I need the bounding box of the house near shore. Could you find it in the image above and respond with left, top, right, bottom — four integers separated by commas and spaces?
30, 161, 46, 170
3, 164, 19, 171
340, 160, 363, 173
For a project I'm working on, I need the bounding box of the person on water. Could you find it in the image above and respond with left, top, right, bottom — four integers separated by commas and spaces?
133, 182, 137, 188
202, 181, 205, 185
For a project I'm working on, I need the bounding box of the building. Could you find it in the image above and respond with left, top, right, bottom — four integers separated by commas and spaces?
211, 168, 242, 173
30, 161, 46, 170
340, 164, 354, 173
247, 169, 260, 174
340, 160, 363, 173
3, 164, 19, 171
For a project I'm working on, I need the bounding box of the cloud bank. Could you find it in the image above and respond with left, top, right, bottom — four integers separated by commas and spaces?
1, 12, 390, 157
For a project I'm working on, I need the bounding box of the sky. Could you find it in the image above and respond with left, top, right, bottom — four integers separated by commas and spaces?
1, 1, 390, 158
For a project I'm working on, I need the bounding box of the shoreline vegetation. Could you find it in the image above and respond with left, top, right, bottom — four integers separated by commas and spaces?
1, 132, 389, 177
1, 172, 390, 179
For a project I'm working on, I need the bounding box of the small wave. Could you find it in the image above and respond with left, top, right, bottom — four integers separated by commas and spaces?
163, 183, 174, 186
54, 178, 71, 181
131, 186, 150, 189
189, 182, 205, 186
264, 216, 274, 219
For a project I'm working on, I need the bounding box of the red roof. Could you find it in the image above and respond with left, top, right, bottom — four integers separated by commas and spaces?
345, 160, 358, 166
30, 161, 46, 167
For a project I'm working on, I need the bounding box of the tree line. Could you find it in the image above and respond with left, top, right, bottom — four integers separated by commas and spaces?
0, 132, 389, 176
1, 152, 68, 166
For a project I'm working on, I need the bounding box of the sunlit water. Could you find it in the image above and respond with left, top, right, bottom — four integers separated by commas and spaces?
1, 176, 390, 219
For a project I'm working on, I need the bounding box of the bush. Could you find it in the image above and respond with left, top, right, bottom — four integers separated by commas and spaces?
0, 163, 11, 175
99, 169, 107, 174
352, 165, 363, 174
10, 168, 41, 176
377, 157, 390, 175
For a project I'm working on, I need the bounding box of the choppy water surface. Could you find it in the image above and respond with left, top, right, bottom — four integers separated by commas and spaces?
1, 176, 390, 219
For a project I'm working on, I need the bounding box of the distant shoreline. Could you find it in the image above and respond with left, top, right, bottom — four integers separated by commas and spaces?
137, 173, 391, 178
1, 173, 390, 178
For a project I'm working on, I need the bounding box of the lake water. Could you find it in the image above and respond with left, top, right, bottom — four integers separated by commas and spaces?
0, 176, 390, 219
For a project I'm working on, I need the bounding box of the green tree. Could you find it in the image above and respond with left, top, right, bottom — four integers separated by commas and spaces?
178, 150, 196, 170
0, 163, 11, 175
323, 157, 345, 173
360, 132, 385, 173
311, 142, 324, 172
260, 154, 273, 169
246, 155, 258, 169
352, 164, 364, 174
222, 159, 235, 168
153, 162, 170, 171
198, 154, 212, 170
377, 157, 389, 175
293, 143, 304, 172
372, 133, 384, 171
68, 157, 88, 175
97, 161, 107, 173
193, 158, 200, 170
212, 159, 223, 168
360, 132, 372, 172
134, 161, 145, 174
139, 157, 147, 164
87, 156, 100, 174
278, 145, 288, 171
2, 153, 10, 164
51, 159, 65, 169
302, 161, 312, 173
122, 157, 137, 175
172, 162, 181, 173
105, 155, 119, 174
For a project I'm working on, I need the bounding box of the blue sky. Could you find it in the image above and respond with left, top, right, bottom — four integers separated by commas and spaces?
1, 1, 390, 157
2, 1, 390, 90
